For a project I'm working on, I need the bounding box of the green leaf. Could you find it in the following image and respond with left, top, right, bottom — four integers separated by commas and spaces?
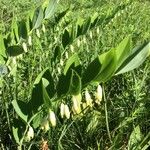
12, 100, 28, 122
0, 34, 7, 58
55, 8, 69, 23
128, 125, 142, 150
82, 57, 102, 86
12, 118, 26, 144
42, 78, 52, 107
69, 70, 81, 95
115, 36, 132, 70
18, 21, 28, 39
44, 0, 58, 19
57, 70, 72, 97
64, 54, 80, 75
116, 42, 150, 75
30, 68, 55, 115
7, 45, 24, 56
94, 48, 117, 82
81, 17, 91, 35
62, 29, 70, 49
82, 48, 117, 86
32, 6, 44, 29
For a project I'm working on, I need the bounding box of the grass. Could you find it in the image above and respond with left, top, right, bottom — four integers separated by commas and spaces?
0, 0, 150, 149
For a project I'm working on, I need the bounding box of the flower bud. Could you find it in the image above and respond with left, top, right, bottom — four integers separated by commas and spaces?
70, 45, 74, 52
72, 95, 81, 114
42, 24, 46, 33
28, 36, 32, 46
64, 104, 70, 119
77, 39, 80, 47
26, 126, 34, 141
60, 103, 65, 118
83, 36, 86, 44
57, 67, 61, 74
65, 51, 68, 59
96, 27, 100, 34
95, 84, 102, 103
22, 42, 27, 52
36, 29, 40, 38
49, 110, 56, 127
41, 117, 50, 132
60, 59, 64, 66
85, 89, 93, 107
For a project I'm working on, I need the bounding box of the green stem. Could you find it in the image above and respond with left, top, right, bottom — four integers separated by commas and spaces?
102, 83, 112, 144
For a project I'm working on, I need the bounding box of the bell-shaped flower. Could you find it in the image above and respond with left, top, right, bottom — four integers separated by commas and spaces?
26, 126, 34, 141
49, 110, 56, 127
41, 117, 50, 132
72, 95, 81, 114
60, 103, 65, 118
85, 89, 93, 107
22, 42, 27, 52
64, 104, 70, 119
95, 84, 102, 104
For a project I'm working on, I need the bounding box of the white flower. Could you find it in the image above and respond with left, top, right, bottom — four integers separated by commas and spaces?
70, 45, 74, 52
41, 117, 50, 132
28, 36, 32, 46
72, 95, 81, 114
64, 104, 70, 119
60, 103, 65, 118
85, 89, 93, 107
22, 42, 27, 52
96, 84, 102, 103
42, 24, 46, 33
65, 51, 68, 59
49, 110, 56, 127
26, 126, 34, 141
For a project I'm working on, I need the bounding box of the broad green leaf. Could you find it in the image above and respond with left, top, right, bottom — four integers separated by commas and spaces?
32, 111, 43, 129
7, 45, 24, 56
62, 29, 70, 49
35, 68, 55, 98
12, 100, 28, 122
30, 81, 44, 115
53, 45, 61, 62
116, 42, 150, 75
42, 78, 52, 107
44, 0, 58, 19
69, 70, 81, 95
57, 70, 72, 97
64, 54, 80, 75
0, 34, 7, 58
115, 36, 132, 70
128, 125, 142, 150
18, 21, 28, 39
32, 6, 44, 29
55, 8, 69, 23
30, 68, 55, 115
12, 118, 26, 144
94, 48, 117, 82
81, 17, 91, 35
82, 57, 102, 87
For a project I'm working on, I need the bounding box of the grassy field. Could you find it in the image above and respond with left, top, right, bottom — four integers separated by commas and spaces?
0, 0, 150, 150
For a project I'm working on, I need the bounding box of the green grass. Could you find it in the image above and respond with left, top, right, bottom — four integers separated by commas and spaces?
0, 0, 150, 149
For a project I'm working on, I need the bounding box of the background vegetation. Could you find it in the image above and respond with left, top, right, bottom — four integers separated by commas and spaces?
0, 0, 150, 149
